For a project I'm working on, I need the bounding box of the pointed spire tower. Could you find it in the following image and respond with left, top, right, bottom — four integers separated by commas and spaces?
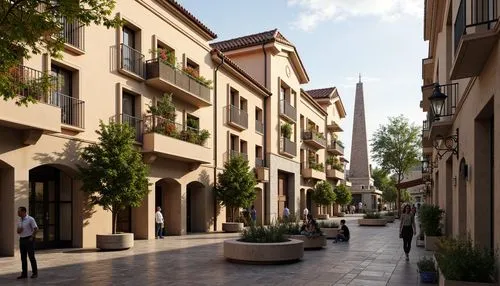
349, 75, 380, 210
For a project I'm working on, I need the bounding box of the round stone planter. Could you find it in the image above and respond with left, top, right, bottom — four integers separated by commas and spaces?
223, 239, 303, 264
383, 215, 395, 223
337, 212, 345, 217
96, 233, 134, 250
222, 222, 244, 233
320, 228, 338, 239
316, 214, 329, 220
286, 235, 327, 249
358, 218, 387, 226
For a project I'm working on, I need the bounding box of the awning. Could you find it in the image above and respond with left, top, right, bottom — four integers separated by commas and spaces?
396, 178, 424, 189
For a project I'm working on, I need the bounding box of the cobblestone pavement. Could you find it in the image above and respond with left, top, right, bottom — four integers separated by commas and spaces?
0, 215, 437, 285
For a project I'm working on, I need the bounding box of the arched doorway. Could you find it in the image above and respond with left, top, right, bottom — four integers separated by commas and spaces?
186, 181, 205, 233
155, 178, 181, 235
29, 165, 75, 249
458, 158, 468, 237
253, 187, 263, 225
0, 160, 14, 256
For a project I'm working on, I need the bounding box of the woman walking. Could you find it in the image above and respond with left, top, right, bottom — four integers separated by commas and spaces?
400, 204, 416, 261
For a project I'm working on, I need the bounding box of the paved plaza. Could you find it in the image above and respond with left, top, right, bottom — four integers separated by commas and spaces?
0, 216, 436, 285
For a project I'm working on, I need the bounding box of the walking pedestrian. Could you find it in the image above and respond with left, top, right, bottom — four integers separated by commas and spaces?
283, 205, 290, 221
17, 206, 38, 279
399, 204, 416, 261
155, 206, 164, 239
303, 207, 309, 220
250, 205, 257, 225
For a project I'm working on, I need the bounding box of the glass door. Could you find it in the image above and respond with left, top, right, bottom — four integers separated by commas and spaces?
29, 181, 56, 249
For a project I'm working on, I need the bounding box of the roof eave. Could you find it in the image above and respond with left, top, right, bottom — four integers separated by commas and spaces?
300, 89, 328, 116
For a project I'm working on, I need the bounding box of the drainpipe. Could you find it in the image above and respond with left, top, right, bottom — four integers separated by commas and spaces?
213, 55, 224, 231
262, 44, 269, 224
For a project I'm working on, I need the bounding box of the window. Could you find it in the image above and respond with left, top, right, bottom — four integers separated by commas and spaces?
240, 140, 248, 155
156, 42, 175, 66
240, 97, 248, 112
51, 64, 79, 126
122, 92, 136, 117
230, 134, 239, 152
256, 145, 263, 159
186, 114, 199, 131
255, 107, 263, 122
230, 88, 239, 107
51, 65, 73, 98
123, 27, 136, 48
122, 26, 142, 76
185, 58, 200, 78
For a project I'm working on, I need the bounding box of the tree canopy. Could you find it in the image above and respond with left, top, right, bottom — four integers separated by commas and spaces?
334, 184, 352, 206
214, 155, 257, 222
78, 121, 150, 234
0, 0, 122, 105
312, 180, 336, 207
371, 115, 420, 215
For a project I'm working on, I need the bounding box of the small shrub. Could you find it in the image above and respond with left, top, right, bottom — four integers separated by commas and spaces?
281, 123, 292, 139
364, 212, 381, 219
282, 222, 302, 235
386, 211, 395, 216
240, 223, 287, 243
436, 237, 498, 283
317, 221, 339, 228
417, 256, 436, 273
419, 204, 444, 236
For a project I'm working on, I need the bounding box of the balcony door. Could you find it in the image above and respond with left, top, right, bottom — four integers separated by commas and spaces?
122, 27, 137, 73
51, 65, 73, 125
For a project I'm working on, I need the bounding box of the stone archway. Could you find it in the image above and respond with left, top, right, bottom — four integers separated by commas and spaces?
186, 181, 206, 233
155, 178, 182, 235
0, 160, 14, 256
253, 187, 263, 225
458, 158, 468, 237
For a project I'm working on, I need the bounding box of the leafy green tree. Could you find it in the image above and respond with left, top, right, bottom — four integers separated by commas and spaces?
0, 1, 122, 105
401, 189, 412, 203
371, 115, 421, 216
334, 184, 352, 208
79, 121, 150, 234
214, 155, 257, 222
312, 181, 336, 210
382, 181, 398, 209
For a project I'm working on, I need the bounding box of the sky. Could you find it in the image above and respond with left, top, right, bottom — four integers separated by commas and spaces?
177, 0, 428, 165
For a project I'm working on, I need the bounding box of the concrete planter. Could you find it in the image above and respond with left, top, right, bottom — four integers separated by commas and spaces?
223, 239, 303, 264
316, 214, 329, 220
337, 212, 345, 217
383, 215, 395, 223
287, 235, 327, 249
96, 233, 134, 250
425, 235, 441, 251
320, 228, 338, 239
358, 219, 387, 226
222, 222, 244, 233
438, 268, 496, 286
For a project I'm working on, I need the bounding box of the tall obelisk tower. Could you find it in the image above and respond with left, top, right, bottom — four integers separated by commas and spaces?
349, 75, 378, 210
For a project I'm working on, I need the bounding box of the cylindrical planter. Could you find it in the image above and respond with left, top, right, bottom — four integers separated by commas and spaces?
96, 233, 134, 250
320, 228, 338, 239
224, 239, 304, 264
316, 214, 329, 220
222, 222, 244, 233
419, 271, 437, 283
337, 212, 345, 217
286, 234, 327, 249
358, 219, 387, 226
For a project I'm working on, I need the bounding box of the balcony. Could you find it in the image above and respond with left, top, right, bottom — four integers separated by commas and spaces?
279, 137, 296, 157
422, 58, 434, 85
326, 168, 345, 180
227, 105, 248, 130
60, 17, 84, 54
50, 92, 85, 129
301, 162, 326, 181
451, 0, 500, 79
327, 141, 344, 156
0, 66, 61, 134
254, 158, 269, 182
255, 120, 264, 134
228, 150, 248, 161
302, 131, 326, 149
142, 115, 211, 164
110, 114, 143, 143
145, 59, 211, 107
327, 120, 343, 132
120, 44, 144, 79
279, 100, 297, 122
428, 83, 458, 139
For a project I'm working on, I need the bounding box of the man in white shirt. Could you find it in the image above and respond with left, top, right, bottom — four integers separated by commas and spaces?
303, 208, 309, 220
17, 206, 38, 279
283, 205, 290, 221
155, 206, 164, 239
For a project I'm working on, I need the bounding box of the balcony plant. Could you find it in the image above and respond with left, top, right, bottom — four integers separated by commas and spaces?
417, 256, 437, 283
151, 48, 176, 67
214, 155, 257, 232
435, 237, 498, 284
418, 204, 444, 251
182, 66, 213, 89
281, 123, 292, 139
78, 121, 150, 250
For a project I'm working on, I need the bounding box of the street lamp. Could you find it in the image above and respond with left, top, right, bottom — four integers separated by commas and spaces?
428, 84, 447, 120
421, 157, 429, 173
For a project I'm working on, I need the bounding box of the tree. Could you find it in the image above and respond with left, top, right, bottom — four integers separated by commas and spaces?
79, 121, 150, 234
371, 115, 421, 216
312, 181, 336, 211
334, 184, 352, 209
214, 155, 257, 222
401, 189, 412, 203
381, 181, 397, 209
0, 1, 122, 105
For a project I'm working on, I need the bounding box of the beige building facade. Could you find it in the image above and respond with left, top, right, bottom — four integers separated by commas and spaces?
0, 0, 348, 256
421, 0, 499, 251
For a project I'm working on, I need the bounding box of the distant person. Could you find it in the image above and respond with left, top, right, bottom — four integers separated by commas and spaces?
250, 205, 257, 224
358, 202, 363, 213
155, 206, 164, 239
303, 207, 309, 220
283, 205, 290, 220
400, 205, 416, 261
17, 206, 38, 279
333, 219, 350, 243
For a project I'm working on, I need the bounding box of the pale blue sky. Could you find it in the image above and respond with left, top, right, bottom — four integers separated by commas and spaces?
177, 0, 428, 164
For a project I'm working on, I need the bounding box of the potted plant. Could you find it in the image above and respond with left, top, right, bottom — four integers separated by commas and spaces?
435, 237, 498, 285
334, 184, 352, 217
79, 121, 150, 250
281, 123, 292, 139
359, 212, 387, 226
419, 204, 444, 251
417, 256, 437, 283
317, 220, 340, 239
311, 180, 336, 220
283, 218, 326, 249
214, 155, 257, 233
